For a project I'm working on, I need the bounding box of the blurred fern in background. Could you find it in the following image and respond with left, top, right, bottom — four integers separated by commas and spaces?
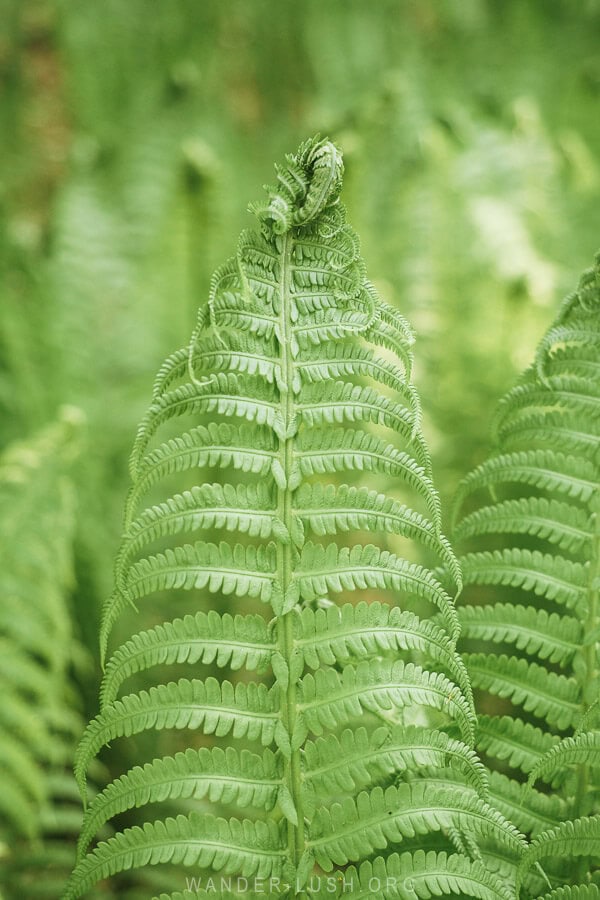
0, 411, 88, 896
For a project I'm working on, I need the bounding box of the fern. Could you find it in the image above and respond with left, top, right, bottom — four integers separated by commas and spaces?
453, 253, 600, 893
66, 136, 519, 897
0, 411, 93, 895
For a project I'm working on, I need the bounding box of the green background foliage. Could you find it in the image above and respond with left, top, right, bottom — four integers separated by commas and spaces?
0, 1, 599, 896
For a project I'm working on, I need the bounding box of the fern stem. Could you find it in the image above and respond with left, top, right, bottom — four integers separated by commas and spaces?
573, 497, 600, 879
275, 231, 305, 873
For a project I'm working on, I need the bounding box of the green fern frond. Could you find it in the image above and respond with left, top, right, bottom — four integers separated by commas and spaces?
0, 411, 92, 894
300, 659, 475, 744
527, 732, 600, 788
77, 746, 280, 858
131, 373, 282, 476
65, 813, 284, 899
497, 411, 599, 457
460, 549, 587, 613
491, 377, 600, 436
487, 771, 567, 838
295, 485, 460, 588
453, 251, 600, 890
517, 817, 600, 893
127, 540, 278, 601
102, 541, 280, 643
454, 497, 592, 555
453, 449, 597, 522
537, 886, 600, 900
296, 543, 459, 636
100, 611, 273, 708
297, 340, 421, 414
124, 423, 277, 524
309, 850, 514, 899
304, 725, 487, 798
464, 653, 580, 730
296, 428, 442, 525
120, 482, 282, 562
297, 601, 470, 695
76, 678, 278, 799
476, 715, 559, 776
70, 136, 491, 896
309, 781, 525, 871
155, 851, 515, 900
298, 381, 430, 469
458, 604, 581, 665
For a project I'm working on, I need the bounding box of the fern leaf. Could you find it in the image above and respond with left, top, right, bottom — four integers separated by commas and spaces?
0, 416, 84, 844
453, 449, 597, 519
126, 541, 278, 604
190, 329, 280, 384
458, 604, 581, 665
77, 746, 280, 857
301, 660, 475, 745
373, 298, 415, 347
299, 381, 430, 470
460, 549, 588, 613
120, 482, 280, 567
365, 319, 414, 378
293, 308, 374, 350
304, 725, 487, 799
213, 300, 278, 338
487, 771, 566, 838
297, 543, 459, 639
496, 409, 599, 457
75, 678, 278, 799
0, 733, 45, 807
309, 782, 525, 871
297, 428, 441, 525
537, 323, 600, 377
476, 715, 559, 775
454, 497, 592, 555
311, 851, 513, 899
297, 601, 469, 696
153, 346, 196, 399
464, 652, 580, 730
100, 611, 273, 707
126, 423, 277, 521
131, 374, 281, 475
101, 541, 279, 651
74, 136, 476, 893
492, 379, 600, 439
537, 886, 600, 900
295, 484, 460, 589
527, 732, 600, 787
65, 813, 284, 898
297, 340, 420, 414
454, 251, 600, 885
517, 817, 600, 892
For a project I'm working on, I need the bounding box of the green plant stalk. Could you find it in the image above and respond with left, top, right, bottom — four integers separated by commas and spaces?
276, 230, 305, 868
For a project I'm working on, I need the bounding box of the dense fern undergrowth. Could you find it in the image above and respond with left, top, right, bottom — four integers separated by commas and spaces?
453, 253, 600, 896
0, 410, 90, 897
62, 136, 600, 899
64, 137, 531, 899
3, 5, 600, 899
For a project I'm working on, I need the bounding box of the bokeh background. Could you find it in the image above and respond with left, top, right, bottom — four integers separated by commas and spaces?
1, 1, 599, 896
